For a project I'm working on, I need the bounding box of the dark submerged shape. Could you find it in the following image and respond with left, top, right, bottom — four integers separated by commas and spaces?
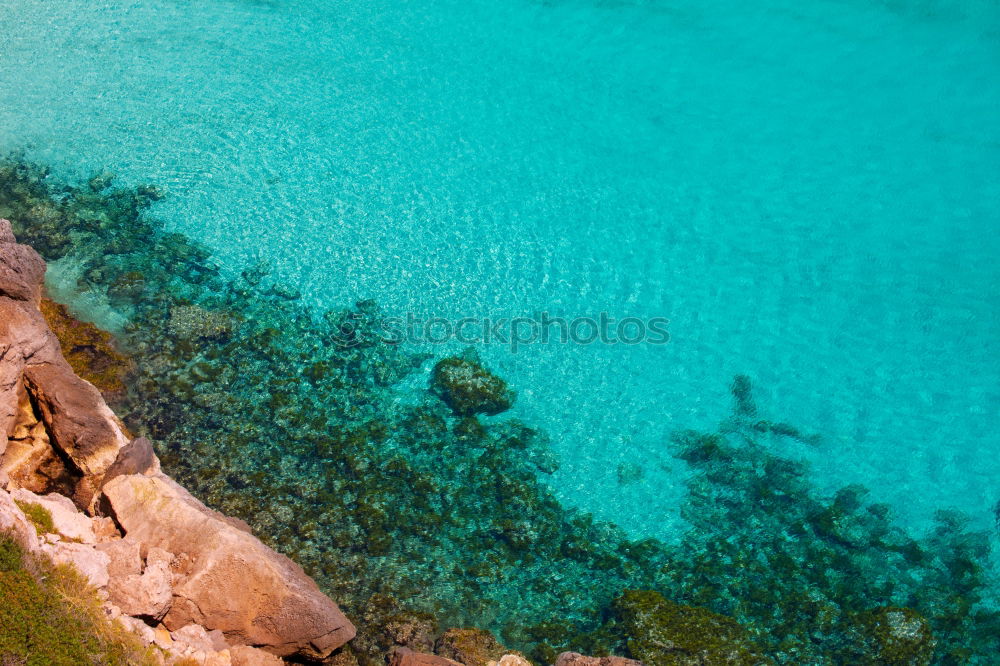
2, 154, 998, 664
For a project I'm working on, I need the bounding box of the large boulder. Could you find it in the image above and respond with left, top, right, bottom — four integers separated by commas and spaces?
100, 472, 356, 659
0, 224, 130, 506
23, 362, 130, 480
430, 356, 514, 416
0, 219, 46, 304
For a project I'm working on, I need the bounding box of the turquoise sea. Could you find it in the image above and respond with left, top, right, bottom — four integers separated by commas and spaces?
2, 0, 999, 661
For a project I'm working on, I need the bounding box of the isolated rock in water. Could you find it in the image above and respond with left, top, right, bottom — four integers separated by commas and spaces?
436, 628, 508, 666
391, 647, 464, 666
554, 653, 642, 666
430, 357, 514, 416
0, 220, 46, 303
860, 607, 935, 666
100, 472, 356, 659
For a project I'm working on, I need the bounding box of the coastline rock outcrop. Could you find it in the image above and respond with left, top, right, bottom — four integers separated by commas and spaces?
101, 472, 356, 658
0, 220, 356, 663
0, 218, 130, 508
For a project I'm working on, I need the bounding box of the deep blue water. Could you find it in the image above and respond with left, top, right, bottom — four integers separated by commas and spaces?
2, 0, 999, 543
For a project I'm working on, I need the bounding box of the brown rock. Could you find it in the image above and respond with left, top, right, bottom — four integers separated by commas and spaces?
230, 645, 285, 666
101, 436, 160, 489
23, 362, 130, 481
554, 653, 642, 666
0, 219, 16, 244
0, 220, 46, 304
391, 647, 464, 666
100, 472, 356, 659
0, 231, 130, 507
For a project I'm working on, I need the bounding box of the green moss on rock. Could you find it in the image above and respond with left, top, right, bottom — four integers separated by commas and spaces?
613, 590, 770, 665
430, 356, 514, 416
860, 607, 935, 665
435, 628, 508, 666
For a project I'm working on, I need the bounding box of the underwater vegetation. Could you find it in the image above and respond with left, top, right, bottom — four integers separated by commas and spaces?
2, 153, 998, 664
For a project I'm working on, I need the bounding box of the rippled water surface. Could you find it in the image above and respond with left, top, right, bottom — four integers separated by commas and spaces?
2, 0, 999, 541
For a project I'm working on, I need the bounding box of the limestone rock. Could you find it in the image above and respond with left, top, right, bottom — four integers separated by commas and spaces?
100, 472, 356, 659
391, 647, 464, 666
40, 540, 110, 588
430, 356, 514, 416
98, 536, 142, 578
104, 541, 174, 621
172, 624, 221, 653
0, 487, 39, 552
23, 361, 130, 482
554, 653, 642, 666
10, 488, 96, 542
490, 655, 532, 666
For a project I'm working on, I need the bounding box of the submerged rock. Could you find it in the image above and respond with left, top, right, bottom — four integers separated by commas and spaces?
430, 356, 515, 416
860, 607, 935, 666
613, 590, 770, 665
435, 627, 509, 666
554, 653, 641, 666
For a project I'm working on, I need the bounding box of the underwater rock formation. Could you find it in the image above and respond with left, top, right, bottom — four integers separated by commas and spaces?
435, 628, 511, 666
430, 355, 515, 416
860, 607, 935, 666
3, 157, 1000, 664
39, 297, 132, 401
612, 590, 769, 665
553, 654, 640, 666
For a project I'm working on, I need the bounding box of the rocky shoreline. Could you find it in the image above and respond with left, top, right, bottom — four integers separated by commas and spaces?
0, 220, 639, 666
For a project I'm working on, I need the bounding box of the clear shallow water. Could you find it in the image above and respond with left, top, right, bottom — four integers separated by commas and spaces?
2, 0, 999, 543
